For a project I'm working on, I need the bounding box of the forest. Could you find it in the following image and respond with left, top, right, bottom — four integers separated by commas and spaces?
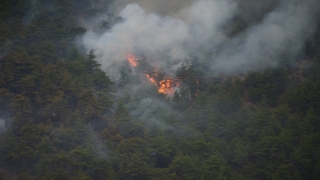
0, 0, 320, 180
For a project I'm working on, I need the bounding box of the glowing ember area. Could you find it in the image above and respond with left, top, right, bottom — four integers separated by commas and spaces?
146, 75, 178, 96
145, 74, 157, 86
126, 53, 138, 67
158, 78, 175, 95
126, 53, 180, 96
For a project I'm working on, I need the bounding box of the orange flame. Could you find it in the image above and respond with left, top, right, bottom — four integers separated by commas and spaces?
126, 53, 180, 96
126, 53, 138, 67
145, 74, 157, 86
146, 74, 178, 96
158, 78, 175, 95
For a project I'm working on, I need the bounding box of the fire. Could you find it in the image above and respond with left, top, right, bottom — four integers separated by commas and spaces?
146, 74, 179, 96
126, 53, 181, 96
145, 74, 157, 86
158, 78, 175, 95
126, 53, 138, 67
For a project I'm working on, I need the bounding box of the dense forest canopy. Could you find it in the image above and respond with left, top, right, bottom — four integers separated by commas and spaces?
0, 0, 320, 180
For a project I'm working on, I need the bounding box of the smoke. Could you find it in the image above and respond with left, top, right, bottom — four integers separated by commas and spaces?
82, 0, 237, 78
127, 97, 176, 128
0, 119, 5, 133
110, 0, 196, 16
212, 0, 320, 74
81, 0, 320, 79
234, 0, 280, 25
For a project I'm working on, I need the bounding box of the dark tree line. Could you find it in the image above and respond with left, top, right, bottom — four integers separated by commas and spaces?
0, 0, 320, 180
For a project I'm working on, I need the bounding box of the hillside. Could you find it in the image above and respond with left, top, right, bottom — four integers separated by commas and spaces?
0, 0, 320, 180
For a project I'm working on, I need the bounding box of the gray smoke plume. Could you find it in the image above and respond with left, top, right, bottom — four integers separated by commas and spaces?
212, 0, 320, 74
0, 119, 5, 133
82, 0, 236, 78
81, 0, 320, 78
110, 0, 196, 16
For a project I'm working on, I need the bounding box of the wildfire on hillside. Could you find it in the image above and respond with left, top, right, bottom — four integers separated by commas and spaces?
145, 73, 181, 96
145, 74, 157, 86
158, 78, 175, 95
145, 68, 181, 96
126, 53, 138, 67
126, 53, 181, 96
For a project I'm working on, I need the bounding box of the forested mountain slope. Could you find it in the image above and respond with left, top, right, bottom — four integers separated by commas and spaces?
0, 0, 320, 180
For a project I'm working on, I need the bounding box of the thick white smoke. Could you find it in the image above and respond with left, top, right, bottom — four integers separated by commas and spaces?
81, 0, 320, 78
213, 0, 320, 73
82, 0, 236, 78
110, 0, 196, 16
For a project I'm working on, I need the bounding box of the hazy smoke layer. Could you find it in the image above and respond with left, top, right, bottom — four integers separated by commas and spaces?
235, 0, 279, 24
110, 0, 196, 16
213, 0, 320, 73
83, 0, 236, 77
0, 119, 5, 133
82, 0, 320, 78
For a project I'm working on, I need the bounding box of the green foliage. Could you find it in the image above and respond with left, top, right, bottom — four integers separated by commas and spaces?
244, 68, 288, 106
169, 155, 199, 179
0, 1, 320, 180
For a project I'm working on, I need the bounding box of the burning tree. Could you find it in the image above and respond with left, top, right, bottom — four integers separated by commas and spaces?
126, 53, 181, 96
